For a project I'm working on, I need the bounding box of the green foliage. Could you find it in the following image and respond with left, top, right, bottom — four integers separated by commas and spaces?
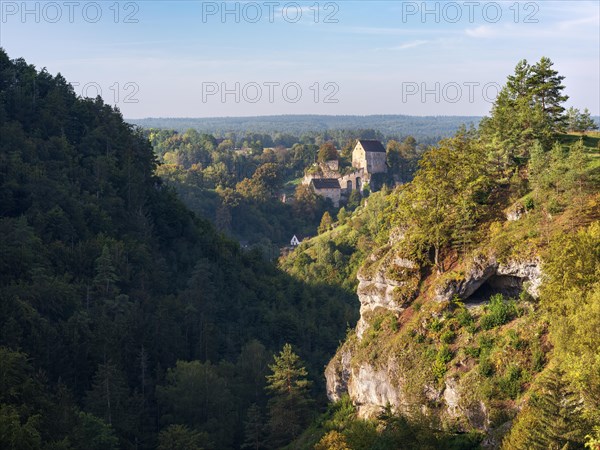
585, 427, 600, 450
429, 317, 443, 332
314, 430, 351, 450
71, 412, 119, 450
502, 368, 588, 449
242, 404, 267, 450
157, 424, 208, 450
0, 404, 42, 450
133, 116, 469, 146
337, 207, 348, 225
282, 189, 391, 293
440, 330, 456, 344
524, 196, 535, 210
432, 345, 454, 380
529, 139, 593, 213
300, 403, 482, 450
3, 49, 598, 450
0, 50, 356, 449
155, 134, 331, 249
481, 57, 569, 169
540, 222, 600, 424
496, 365, 523, 400
464, 346, 480, 359
346, 190, 362, 211
566, 107, 599, 133
386, 137, 420, 183
266, 344, 313, 447
480, 294, 518, 330
318, 211, 333, 234
157, 360, 236, 447
317, 142, 338, 162
437, 345, 454, 364
388, 126, 492, 271
456, 306, 474, 328
84, 361, 130, 431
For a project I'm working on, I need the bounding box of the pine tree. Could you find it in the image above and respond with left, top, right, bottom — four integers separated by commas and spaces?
576, 108, 599, 133
318, 211, 333, 234
566, 106, 580, 132
502, 368, 587, 449
265, 344, 313, 447
528, 141, 549, 201
528, 57, 569, 131
565, 140, 588, 200
481, 57, 569, 162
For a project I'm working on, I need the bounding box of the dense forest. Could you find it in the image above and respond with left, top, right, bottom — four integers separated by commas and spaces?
0, 49, 359, 449
128, 115, 483, 145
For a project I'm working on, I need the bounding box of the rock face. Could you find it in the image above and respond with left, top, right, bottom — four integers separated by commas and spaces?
497, 260, 542, 298
325, 249, 542, 446
326, 352, 408, 419
347, 362, 402, 418
434, 256, 542, 302
434, 255, 497, 302
325, 349, 351, 403
326, 246, 421, 415
355, 251, 420, 339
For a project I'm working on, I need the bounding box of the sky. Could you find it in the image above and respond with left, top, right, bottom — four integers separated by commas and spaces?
1, 1, 599, 118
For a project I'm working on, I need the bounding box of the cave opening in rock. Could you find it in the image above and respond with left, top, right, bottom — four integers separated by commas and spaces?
465, 275, 524, 304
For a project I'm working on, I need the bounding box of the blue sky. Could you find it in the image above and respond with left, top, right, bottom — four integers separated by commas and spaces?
1, 1, 598, 118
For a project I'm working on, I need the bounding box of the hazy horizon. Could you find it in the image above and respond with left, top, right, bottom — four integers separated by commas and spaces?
3, 1, 598, 118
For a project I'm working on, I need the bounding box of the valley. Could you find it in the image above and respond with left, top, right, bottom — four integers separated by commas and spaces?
1, 33, 599, 450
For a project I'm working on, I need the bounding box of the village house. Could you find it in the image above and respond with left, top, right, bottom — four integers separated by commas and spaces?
310, 178, 342, 207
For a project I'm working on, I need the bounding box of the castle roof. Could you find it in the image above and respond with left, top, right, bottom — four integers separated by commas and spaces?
357, 139, 386, 153
311, 178, 341, 189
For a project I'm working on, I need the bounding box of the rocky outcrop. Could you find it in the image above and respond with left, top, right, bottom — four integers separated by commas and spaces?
325, 248, 535, 443
355, 250, 420, 339
434, 255, 497, 302
326, 246, 421, 413
434, 255, 542, 302
347, 362, 402, 418
327, 356, 492, 425
325, 349, 352, 402
497, 259, 542, 298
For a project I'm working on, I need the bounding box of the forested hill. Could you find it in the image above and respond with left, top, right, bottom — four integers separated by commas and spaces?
128, 114, 482, 142
0, 49, 357, 449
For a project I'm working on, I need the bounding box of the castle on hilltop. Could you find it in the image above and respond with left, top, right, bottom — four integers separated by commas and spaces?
303, 139, 388, 207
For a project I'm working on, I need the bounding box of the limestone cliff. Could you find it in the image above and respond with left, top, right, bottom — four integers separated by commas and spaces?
355, 246, 421, 338
325, 241, 544, 447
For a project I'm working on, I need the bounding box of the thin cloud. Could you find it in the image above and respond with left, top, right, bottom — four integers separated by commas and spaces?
390, 40, 429, 50
342, 26, 450, 36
